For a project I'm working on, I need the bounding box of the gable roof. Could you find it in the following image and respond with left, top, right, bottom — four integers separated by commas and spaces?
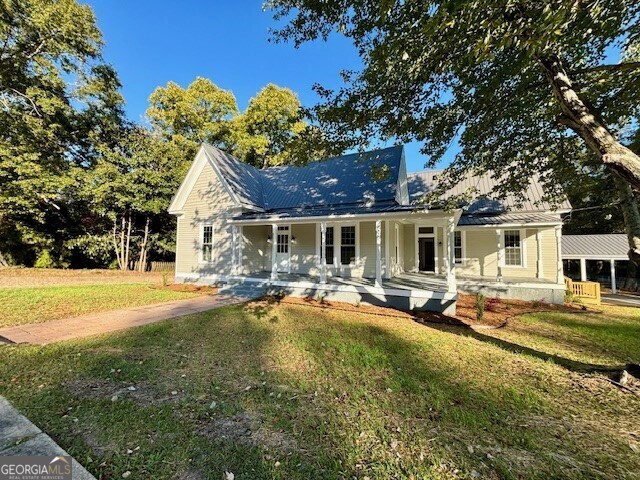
201, 144, 265, 209
562, 234, 628, 258
408, 170, 571, 214
171, 144, 405, 214
170, 144, 570, 222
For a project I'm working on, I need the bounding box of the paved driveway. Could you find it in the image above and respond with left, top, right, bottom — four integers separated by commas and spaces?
602, 292, 640, 307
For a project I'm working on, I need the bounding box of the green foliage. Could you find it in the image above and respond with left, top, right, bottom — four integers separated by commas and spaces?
475, 293, 486, 321
0, 0, 124, 262
147, 79, 333, 169
34, 250, 55, 269
268, 0, 640, 202
66, 234, 114, 266
231, 84, 325, 168
147, 77, 238, 149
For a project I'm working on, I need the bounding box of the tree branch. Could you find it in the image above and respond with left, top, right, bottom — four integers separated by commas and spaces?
570, 62, 640, 76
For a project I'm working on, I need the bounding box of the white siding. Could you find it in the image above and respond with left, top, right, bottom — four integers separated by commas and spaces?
176, 162, 235, 277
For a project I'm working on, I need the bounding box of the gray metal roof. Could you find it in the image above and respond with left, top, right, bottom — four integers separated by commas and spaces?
562, 234, 628, 258
200, 143, 570, 226
458, 212, 562, 226
234, 200, 415, 221
205, 144, 403, 211
203, 144, 265, 208
408, 170, 571, 214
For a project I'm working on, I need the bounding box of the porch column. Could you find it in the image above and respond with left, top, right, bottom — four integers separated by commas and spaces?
384, 220, 391, 279
496, 229, 503, 282
238, 226, 244, 275
270, 223, 278, 280
555, 225, 563, 285
231, 225, 238, 275
610, 259, 617, 293
580, 258, 587, 281
320, 222, 327, 284
446, 217, 456, 293
375, 220, 382, 287
535, 230, 543, 279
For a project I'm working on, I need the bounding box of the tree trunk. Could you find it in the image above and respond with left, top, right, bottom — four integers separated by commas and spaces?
0, 250, 9, 267
124, 213, 132, 271
119, 215, 126, 270
539, 55, 640, 190
112, 220, 122, 270
624, 260, 637, 292
137, 217, 150, 272
612, 174, 640, 290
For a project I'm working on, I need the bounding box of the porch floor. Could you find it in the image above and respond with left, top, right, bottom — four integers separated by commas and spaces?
233, 271, 559, 294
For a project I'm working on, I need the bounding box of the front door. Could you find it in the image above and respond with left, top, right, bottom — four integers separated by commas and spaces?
276, 226, 290, 272
418, 237, 435, 272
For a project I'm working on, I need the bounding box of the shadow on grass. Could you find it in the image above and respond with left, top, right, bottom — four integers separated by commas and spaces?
0, 300, 636, 479
423, 321, 629, 375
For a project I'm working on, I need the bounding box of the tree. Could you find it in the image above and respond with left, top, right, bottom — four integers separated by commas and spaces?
85, 127, 185, 271
0, 0, 124, 265
267, 0, 640, 256
232, 84, 326, 168
147, 77, 238, 154
148, 78, 335, 169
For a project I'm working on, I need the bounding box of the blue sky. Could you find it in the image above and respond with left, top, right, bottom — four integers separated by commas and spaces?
87, 1, 451, 172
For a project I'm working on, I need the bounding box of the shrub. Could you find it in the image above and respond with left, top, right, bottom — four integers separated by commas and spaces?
34, 250, 55, 269
475, 293, 486, 321
565, 289, 575, 303
162, 271, 169, 287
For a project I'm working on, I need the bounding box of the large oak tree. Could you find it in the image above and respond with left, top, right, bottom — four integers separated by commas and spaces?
267, 0, 640, 259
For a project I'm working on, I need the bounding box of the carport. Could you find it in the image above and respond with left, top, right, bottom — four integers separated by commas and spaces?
561, 234, 628, 293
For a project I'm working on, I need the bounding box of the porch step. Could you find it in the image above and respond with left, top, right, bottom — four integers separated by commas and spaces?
219, 282, 269, 301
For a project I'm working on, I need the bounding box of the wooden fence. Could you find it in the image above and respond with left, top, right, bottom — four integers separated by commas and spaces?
130, 261, 175, 272
565, 277, 601, 305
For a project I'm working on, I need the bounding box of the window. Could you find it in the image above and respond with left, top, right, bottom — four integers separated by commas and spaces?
277, 226, 289, 254
202, 225, 213, 262
504, 230, 522, 266
325, 226, 334, 265
454, 231, 463, 264
418, 226, 434, 234
340, 226, 356, 265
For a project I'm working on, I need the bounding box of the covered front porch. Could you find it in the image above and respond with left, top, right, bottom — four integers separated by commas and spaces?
228, 210, 460, 290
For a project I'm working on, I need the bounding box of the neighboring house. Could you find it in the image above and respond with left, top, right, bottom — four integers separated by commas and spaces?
169, 144, 570, 314
562, 234, 628, 293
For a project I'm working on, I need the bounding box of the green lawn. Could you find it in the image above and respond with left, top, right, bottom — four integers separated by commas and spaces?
0, 284, 200, 327
0, 300, 638, 479
485, 305, 640, 367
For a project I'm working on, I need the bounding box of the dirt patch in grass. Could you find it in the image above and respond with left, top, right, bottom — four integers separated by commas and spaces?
448, 294, 588, 327
198, 411, 298, 453
0, 267, 172, 287
152, 284, 218, 294
266, 293, 588, 328
64, 378, 184, 406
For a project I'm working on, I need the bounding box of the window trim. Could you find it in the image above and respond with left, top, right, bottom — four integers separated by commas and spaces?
339, 224, 358, 267
325, 225, 335, 266
453, 230, 466, 265
199, 223, 215, 264
501, 229, 527, 268
316, 222, 360, 271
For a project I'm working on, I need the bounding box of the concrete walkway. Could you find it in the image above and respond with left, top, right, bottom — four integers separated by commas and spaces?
602, 292, 640, 307
0, 396, 95, 479
0, 293, 248, 346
